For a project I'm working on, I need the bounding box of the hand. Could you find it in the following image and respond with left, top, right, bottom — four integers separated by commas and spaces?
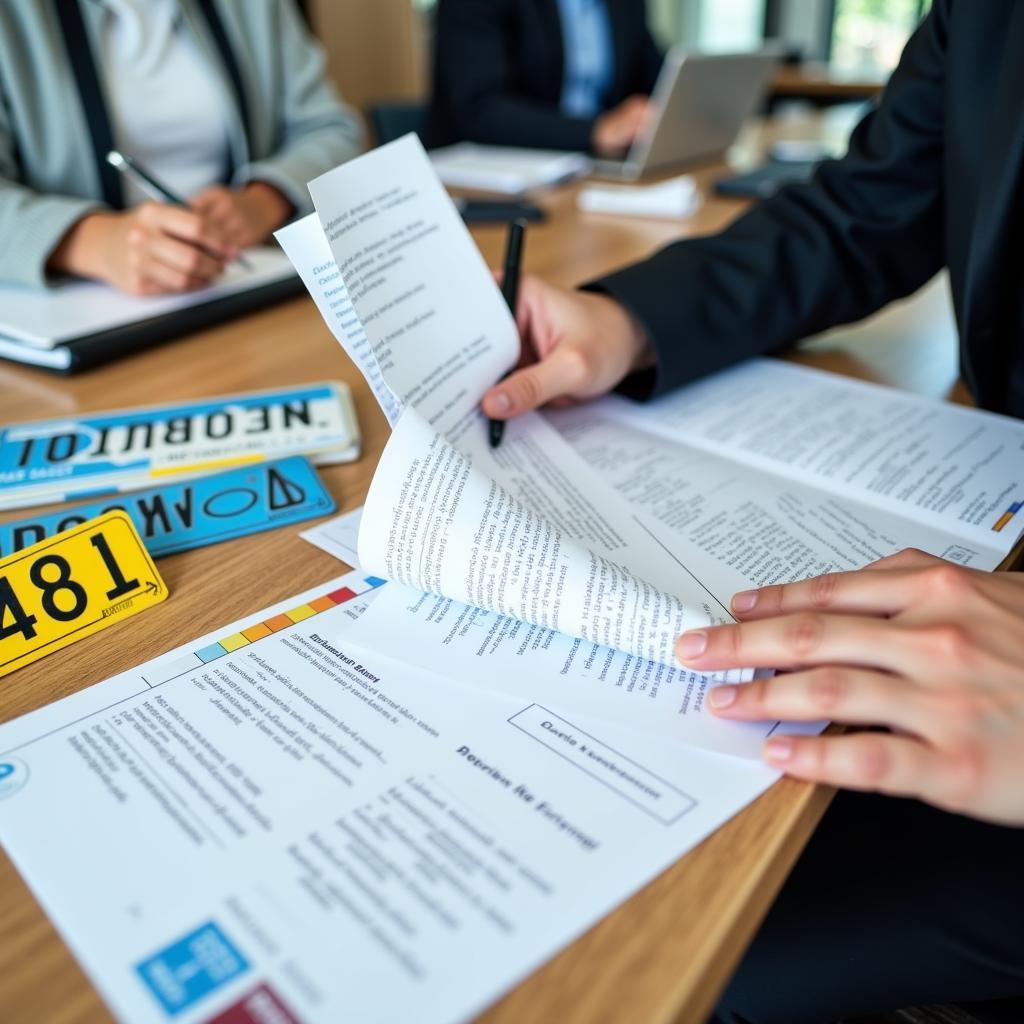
481, 275, 654, 420
675, 549, 1024, 826
592, 95, 653, 157
190, 182, 293, 250
49, 203, 235, 295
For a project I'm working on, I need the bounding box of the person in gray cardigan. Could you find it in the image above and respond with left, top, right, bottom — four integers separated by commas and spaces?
0, 0, 363, 293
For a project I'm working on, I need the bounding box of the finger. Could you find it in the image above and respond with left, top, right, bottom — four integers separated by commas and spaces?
761, 731, 940, 801
731, 566, 927, 620
708, 667, 928, 733
148, 232, 224, 283
862, 547, 943, 571
676, 612, 918, 674
141, 203, 233, 257
140, 257, 208, 293
481, 345, 588, 419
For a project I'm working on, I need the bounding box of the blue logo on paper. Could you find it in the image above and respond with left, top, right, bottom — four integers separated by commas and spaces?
0, 758, 29, 799
135, 921, 249, 1016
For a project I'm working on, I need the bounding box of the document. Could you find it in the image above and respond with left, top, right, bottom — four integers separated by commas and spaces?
549, 361, 1024, 575
0, 570, 781, 1024
280, 134, 1023, 760
428, 143, 592, 195
284, 136, 742, 676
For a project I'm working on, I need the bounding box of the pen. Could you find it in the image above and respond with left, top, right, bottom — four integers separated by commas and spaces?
106, 150, 253, 270
489, 218, 527, 449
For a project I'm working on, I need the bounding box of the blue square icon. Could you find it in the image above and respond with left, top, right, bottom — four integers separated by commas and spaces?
135, 921, 249, 1016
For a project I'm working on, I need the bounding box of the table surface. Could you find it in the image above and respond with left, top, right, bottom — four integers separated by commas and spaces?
0, 120, 1015, 1024
771, 63, 888, 99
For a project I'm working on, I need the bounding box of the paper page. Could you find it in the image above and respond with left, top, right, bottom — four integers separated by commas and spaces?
0, 247, 296, 349
300, 504, 364, 568
549, 403, 1011, 575
356, 408, 746, 672
307, 134, 518, 431
605, 359, 1023, 559
0, 575, 779, 1024
275, 215, 401, 424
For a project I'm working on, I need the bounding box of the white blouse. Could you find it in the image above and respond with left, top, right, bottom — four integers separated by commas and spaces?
98, 0, 231, 204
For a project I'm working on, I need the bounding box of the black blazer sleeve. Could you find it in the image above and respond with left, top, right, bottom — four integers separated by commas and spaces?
431, 0, 596, 151
591, 0, 951, 398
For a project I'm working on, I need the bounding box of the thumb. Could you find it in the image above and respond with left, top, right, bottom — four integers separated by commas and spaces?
482, 348, 584, 419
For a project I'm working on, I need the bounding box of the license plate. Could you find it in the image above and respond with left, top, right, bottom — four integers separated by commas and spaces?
0, 511, 168, 677
0, 457, 335, 560
0, 382, 359, 511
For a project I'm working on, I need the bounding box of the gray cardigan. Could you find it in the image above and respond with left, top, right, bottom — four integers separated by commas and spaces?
0, 0, 363, 287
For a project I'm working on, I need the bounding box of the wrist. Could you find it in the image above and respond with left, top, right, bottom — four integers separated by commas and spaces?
47, 211, 119, 281
589, 291, 654, 372
241, 182, 293, 237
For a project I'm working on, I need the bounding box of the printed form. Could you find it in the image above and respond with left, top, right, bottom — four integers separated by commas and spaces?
0, 572, 780, 1024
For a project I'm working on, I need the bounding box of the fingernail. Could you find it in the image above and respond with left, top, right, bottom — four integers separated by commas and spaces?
732, 590, 759, 613
489, 391, 511, 414
677, 631, 708, 659
709, 685, 737, 709
764, 738, 794, 763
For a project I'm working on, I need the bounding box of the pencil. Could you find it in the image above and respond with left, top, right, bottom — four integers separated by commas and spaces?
489, 218, 527, 449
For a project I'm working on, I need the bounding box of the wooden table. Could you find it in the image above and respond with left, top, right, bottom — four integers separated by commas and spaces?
770, 63, 887, 107
0, 128, 1015, 1024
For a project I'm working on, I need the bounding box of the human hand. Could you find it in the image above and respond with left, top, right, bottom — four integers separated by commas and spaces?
592, 95, 653, 157
480, 275, 653, 420
675, 549, 1024, 825
49, 203, 235, 295
190, 182, 293, 250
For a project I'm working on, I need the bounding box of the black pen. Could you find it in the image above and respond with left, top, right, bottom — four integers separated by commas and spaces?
106, 150, 253, 270
489, 218, 527, 449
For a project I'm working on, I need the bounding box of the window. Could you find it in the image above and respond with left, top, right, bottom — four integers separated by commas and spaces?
830, 0, 931, 76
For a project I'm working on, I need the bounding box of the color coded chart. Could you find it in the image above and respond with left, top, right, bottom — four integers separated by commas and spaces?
992, 500, 1022, 533
144, 575, 386, 686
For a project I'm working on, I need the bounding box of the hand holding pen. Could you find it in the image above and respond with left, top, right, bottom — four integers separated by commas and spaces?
107, 151, 253, 270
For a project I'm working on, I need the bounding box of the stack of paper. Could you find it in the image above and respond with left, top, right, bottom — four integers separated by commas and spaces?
577, 174, 701, 219
430, 142, 592, 195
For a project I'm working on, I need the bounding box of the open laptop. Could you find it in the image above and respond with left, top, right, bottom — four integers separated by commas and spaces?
592, 49, 780, 180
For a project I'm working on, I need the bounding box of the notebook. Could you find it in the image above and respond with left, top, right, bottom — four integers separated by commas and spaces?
0, 246, 303, 372
429, 143, 592, 195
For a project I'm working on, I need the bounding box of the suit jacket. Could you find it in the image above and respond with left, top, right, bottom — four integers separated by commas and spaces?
426, 0, 663, 151
593, 0, 1024, 419
0, 0, 362, 288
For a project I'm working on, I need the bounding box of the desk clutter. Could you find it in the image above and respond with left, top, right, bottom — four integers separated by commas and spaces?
1, 140, 1023, 1024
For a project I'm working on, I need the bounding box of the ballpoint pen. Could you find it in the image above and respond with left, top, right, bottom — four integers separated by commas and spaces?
488, 218, 527, 449
106, 150, 253, 270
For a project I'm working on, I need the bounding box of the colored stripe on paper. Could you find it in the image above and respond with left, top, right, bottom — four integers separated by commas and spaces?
188, 576, 386, 667
992, 500, 1023, 533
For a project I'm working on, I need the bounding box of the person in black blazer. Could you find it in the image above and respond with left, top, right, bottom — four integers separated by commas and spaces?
480, 1, 1024, 1018
426, 0, 663, 155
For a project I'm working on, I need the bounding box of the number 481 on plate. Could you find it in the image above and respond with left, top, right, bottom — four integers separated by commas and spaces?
0, 511, 168, 678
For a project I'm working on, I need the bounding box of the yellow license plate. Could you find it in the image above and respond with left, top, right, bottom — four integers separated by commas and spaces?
0, 511, 168, 677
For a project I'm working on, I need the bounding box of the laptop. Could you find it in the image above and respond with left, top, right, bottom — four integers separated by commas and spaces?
592, 49, 781, 180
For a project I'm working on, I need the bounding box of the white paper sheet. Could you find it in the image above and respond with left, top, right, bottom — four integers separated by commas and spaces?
0, 570, 780, 1024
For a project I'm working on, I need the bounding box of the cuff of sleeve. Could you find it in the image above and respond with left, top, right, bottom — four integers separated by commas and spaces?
233, 159, 311, 218
581, 249, 698, 401
9, 196, 106, 289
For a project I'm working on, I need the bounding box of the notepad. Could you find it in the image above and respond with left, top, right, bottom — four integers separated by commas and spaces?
429, 143, 592, 195
0, 246, 297, 351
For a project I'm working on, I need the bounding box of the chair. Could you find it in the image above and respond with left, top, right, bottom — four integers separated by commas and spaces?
367, 101, 429, 147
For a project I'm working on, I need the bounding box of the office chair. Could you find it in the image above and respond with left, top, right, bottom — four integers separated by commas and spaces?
368, 101, 429, 146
